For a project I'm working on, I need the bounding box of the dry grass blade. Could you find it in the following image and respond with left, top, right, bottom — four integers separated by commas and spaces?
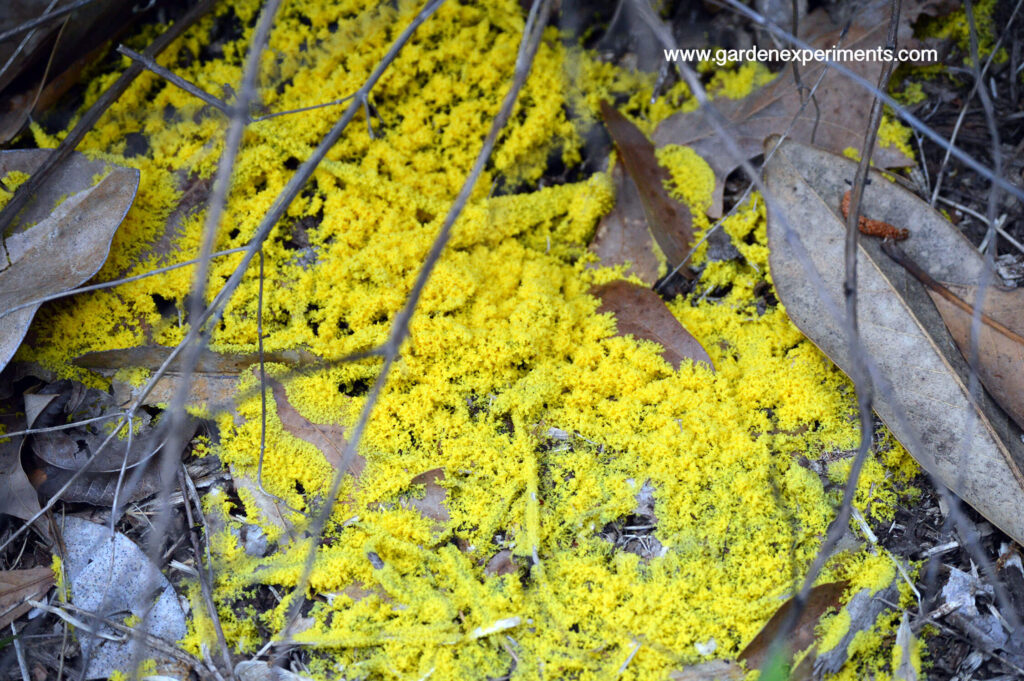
0, 567, 54, 629
599, 100, 696, 276
593, 280, 713, 371
0, 162, 138, 373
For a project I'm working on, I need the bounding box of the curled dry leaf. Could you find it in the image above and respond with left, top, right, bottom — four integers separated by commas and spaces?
593, 280, 713, 372
764, 137, 1024, 545
652, 0, 937, 217
0, 566, 53, 629
600, 101, 696, 277
25, 381, 195, 506
0, 150, 139, 373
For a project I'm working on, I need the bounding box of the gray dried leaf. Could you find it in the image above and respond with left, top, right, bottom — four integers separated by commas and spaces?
0, 151, 138, 374
0, 412, 46, 537
764, 137, 1024, 546
60, 516, 186, 679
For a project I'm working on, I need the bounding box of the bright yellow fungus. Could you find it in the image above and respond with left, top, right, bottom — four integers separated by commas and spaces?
15, 0, 928, 678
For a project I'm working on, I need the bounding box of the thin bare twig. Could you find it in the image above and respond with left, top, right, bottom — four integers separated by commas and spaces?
0, 0, 96, 44
130, 1, 284, 678
116, 45, 234, 116
179, 466, 233, 676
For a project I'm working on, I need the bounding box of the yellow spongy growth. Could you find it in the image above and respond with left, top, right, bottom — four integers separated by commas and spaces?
18, 0, 924, 678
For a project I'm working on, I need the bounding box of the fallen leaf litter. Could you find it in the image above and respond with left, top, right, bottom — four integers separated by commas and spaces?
0, 0, 965, 678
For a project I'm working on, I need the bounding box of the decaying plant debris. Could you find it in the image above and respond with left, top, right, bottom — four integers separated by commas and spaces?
0, 0, 1022, 679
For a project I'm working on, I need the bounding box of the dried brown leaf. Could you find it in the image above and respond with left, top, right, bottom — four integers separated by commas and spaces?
926, 283, 1024, 432
652, 0, 929, 217
600, 101, 696, 276
764, 137, 1024, 545
402, 467, 449, 525
74, 345, 317, 413
269, 377, 361, 476
588, 164, 663, 286
0, 152, 138, 374
593, 280, 714, 371
0, 566, 53, 629
484, 549, 517, 576
739, 581, 848, 672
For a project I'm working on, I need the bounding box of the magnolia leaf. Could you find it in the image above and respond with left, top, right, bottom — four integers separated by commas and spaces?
652, 0, 940, 217
739, 581, 848, 674
593, 280, 714, 371
0, 566, 53, 629
588, 163, 663, 286
764, 137, 1024, 545
0, 152, 139, 374
600, 101, 696, 276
